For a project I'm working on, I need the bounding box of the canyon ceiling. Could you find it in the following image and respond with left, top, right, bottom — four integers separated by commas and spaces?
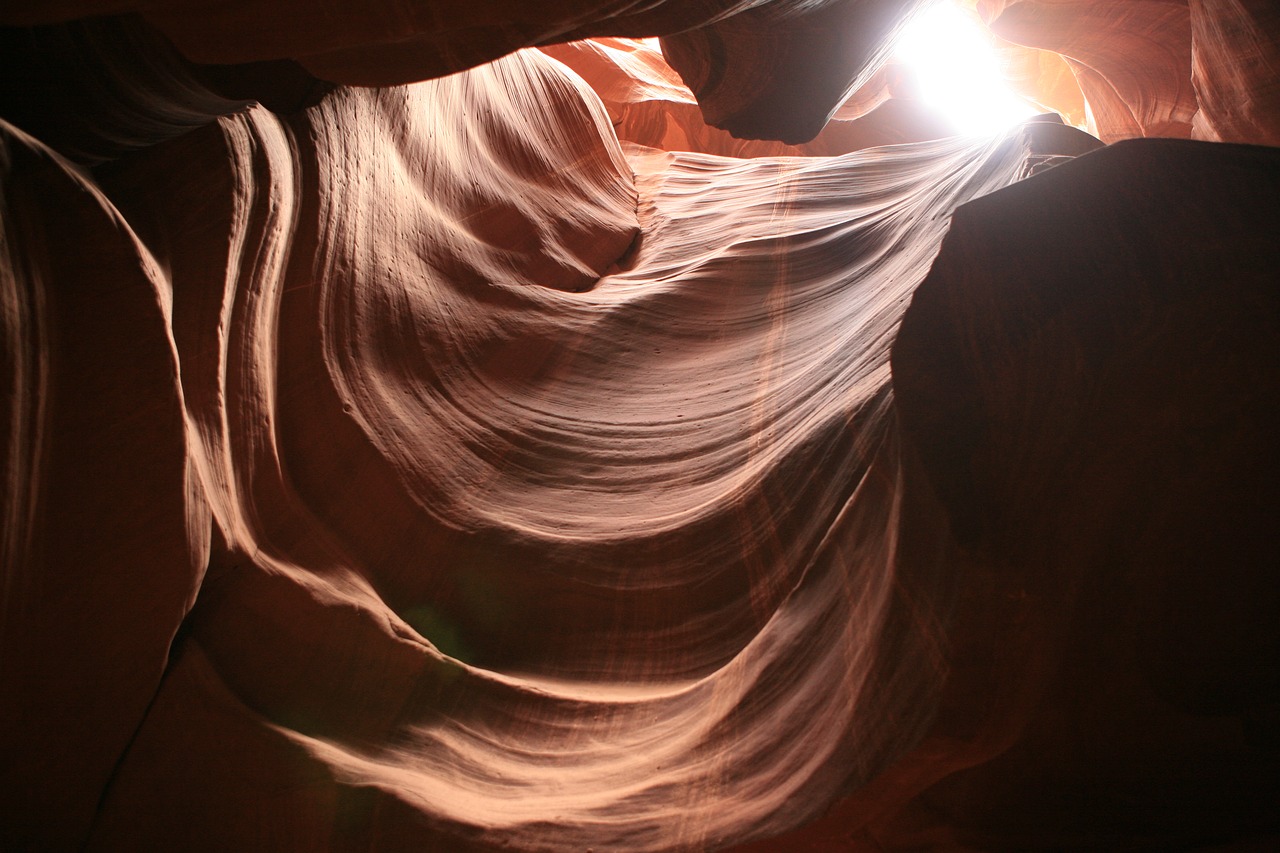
2, 1, 1278, 851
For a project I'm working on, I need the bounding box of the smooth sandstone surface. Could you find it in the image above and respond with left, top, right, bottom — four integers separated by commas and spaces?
0, 121, 208, 851
541, 38, 959, 157
892, 138, 1280, 848
2, 2, 1279, 851
979, 0, 1280, 145
978, 0, 1197, 141
1188, 0, 1280, 145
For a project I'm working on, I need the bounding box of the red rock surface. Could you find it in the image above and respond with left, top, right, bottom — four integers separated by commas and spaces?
890, 138, 1280, 850
1, 3, 1279, 852
658, 0, 934, 142
0, 121, 207, 852
541, 39, 957, 156
1188, 0, 1280, 145
979, 0, 1280, 146
978, 0, 1197, 141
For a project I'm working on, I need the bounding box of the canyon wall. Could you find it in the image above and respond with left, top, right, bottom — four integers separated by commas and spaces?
2, 2, 1278, 850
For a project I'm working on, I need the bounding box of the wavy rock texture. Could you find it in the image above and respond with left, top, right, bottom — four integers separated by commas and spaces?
1, 0, 748, 80
541, 39, 957, 157
977, 0, 1197, 141
3, 2, 1280, 852
989, 34, 1089, 131
979, 0, 1280, 146
729, 136, 1280, 852
1189, 0, 1280, 145
0, 39, 1112, 851
660, 0, 942, 140
0, 121, 208, 853
6, 1, 1277, 151
2, 0, 923, 107
0, 0, 939, 148
659, 0, 937, 142
0, 17, 248, 164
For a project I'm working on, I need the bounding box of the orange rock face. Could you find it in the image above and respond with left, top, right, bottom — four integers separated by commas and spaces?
978, 0, 1280, 146
541, 38, 957, 156
1188, 0, 1280, 145
1, 3, 1278, 852
978, 0, 1198, 140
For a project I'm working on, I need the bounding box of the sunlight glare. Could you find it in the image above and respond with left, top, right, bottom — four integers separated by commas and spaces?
892, 2, 1039, 134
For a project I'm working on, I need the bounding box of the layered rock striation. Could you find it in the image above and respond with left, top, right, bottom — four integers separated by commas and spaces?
2, 2, 1278, 851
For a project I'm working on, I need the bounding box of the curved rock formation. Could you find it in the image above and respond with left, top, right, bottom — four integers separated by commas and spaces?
3, 0, 922, 116
0, 17, 249, 164
979, 0, 1280, 146
659, 0, 933, 142
890, 137, 1280, 849
1, 45, 1104, 846
1189, 0, 1280, 145
2, 2, 1279, 852
541, 39, 957, 157
1, 119, 207, 853
978, 0, 1197, 141
1, 0, 749, 80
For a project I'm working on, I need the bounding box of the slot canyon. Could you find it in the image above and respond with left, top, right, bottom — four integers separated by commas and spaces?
1, 1, 1277, 850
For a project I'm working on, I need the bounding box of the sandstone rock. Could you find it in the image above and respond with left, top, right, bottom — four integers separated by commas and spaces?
978, 0, 1197, 141
2, 2, 1278, 851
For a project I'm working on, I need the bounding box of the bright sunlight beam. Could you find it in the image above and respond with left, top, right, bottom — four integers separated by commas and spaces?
892, 2, 1039, 135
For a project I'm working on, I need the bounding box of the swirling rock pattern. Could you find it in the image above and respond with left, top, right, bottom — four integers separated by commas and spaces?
2, 0, 920, 109
542, 39, 957, 157
1, 44, 1104, 848
978, 0, 1197, 141
2, 2, 1279, 852
1189, 0, 1280, 145
659, 0, 934, 142
0, 120, 207, 852
979, 0, 1280, 146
